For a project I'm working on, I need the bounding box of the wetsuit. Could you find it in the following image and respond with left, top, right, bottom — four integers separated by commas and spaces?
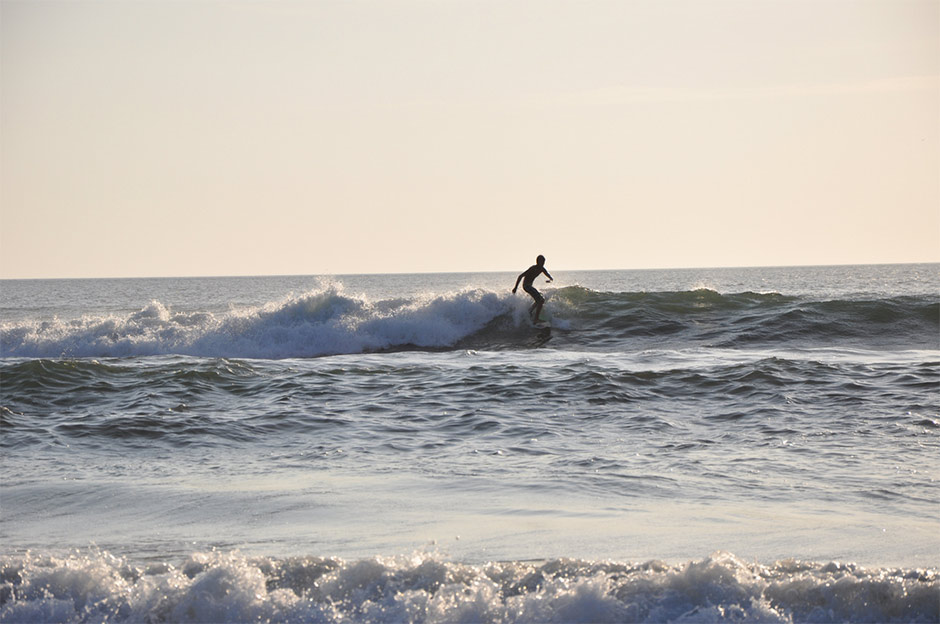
520, 264, 547, 304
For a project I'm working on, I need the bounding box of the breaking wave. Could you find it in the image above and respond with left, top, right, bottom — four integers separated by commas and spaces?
0, 287, 524, 359
1, 285, 936, 359
1, 550, 937, 624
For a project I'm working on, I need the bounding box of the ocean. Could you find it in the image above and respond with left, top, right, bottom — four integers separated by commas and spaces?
1, 264, 938, 623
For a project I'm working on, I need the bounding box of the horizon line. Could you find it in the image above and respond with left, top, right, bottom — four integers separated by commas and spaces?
1, 260, 937, 282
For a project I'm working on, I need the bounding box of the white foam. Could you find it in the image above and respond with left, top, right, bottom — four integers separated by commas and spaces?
0, 285, 530, 360
1, 550, 936, 623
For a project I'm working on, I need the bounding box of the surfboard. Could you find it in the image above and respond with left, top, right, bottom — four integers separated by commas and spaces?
533, 310, 551, 329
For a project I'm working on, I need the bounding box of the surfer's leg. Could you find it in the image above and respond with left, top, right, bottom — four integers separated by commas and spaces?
524, 285, 545, 321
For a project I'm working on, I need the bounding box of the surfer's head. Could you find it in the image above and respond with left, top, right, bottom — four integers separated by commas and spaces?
536, 255, 545, 266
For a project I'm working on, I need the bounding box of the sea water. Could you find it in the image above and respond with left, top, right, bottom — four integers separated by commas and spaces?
1, 264, 938, 623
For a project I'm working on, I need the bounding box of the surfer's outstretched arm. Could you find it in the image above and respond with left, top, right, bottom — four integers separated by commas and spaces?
512, 273, 524, 294
542, 268, 554, 282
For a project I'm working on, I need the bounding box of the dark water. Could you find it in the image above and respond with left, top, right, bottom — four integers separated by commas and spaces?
1, 265, 938, 623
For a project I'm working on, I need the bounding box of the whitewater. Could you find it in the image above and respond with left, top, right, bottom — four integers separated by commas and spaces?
1, 265, 938, 623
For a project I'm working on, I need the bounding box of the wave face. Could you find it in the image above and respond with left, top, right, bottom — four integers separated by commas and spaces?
2, 285, 937, 359
546, 287, 939, 351
1, 550, 937, 624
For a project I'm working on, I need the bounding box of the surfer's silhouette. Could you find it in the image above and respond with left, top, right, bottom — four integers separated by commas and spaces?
512, 255, 553, 322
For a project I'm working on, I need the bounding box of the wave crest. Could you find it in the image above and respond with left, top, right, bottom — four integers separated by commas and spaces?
0, 286, 524, 360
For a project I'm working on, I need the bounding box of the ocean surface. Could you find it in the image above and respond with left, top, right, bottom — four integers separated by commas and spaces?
1, 264, 938, 623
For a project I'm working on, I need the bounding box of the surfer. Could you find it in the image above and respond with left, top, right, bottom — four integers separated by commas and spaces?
512, 255, 554, 322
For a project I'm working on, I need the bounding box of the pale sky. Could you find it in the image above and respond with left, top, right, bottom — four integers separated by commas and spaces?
1, 0, 938, 279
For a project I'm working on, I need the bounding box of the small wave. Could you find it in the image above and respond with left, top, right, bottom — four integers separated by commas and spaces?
0, 549, 936, 623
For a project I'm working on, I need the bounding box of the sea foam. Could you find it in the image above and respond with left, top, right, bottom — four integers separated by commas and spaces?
1, 550, 937, 623
0, 286, 523, 360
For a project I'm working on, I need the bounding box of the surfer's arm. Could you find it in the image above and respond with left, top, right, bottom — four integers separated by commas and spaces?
542, 268, 554, 282
512, 273, 524, 293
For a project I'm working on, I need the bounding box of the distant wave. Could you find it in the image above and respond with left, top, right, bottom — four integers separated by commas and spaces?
1, 285, 937, 359
0, 549, 936, 624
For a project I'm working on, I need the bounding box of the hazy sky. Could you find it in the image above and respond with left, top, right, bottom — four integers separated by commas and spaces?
1, 0, 937, 278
